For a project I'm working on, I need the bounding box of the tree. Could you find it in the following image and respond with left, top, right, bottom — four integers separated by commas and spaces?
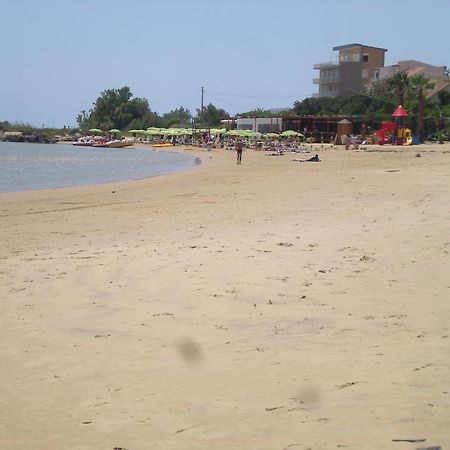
291, 94, 393, 131
408, 75, 435, 143
195, 103, 229, 127
236, 108, 273, 118
426, 106, 449, 142
76, 86, 155, 133
162, 106, 192, 127
438, 90, 450, 106
366, 79, 391, 99
293, 97, 325, 115
389, 72, 410, 106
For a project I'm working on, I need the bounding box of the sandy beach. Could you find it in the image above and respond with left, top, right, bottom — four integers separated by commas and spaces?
1, 143, 449, 449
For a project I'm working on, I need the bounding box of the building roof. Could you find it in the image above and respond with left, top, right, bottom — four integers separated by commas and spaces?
332, 43, 388, 52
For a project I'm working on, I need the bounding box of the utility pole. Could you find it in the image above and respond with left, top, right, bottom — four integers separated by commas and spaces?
201, 86, 204, 125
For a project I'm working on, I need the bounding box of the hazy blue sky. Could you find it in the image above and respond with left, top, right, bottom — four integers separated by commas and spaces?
1, 0, 449, 127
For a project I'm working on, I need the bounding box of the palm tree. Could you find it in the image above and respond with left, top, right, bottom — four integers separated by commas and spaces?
389, 72, 410, 105
426, 107, 449, 143
409, 75, 435, 143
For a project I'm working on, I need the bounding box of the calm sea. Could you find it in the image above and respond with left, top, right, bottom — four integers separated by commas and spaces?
0, 142, 200, 193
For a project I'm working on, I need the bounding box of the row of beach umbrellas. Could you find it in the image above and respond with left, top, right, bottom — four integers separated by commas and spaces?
88, 127, 304, 139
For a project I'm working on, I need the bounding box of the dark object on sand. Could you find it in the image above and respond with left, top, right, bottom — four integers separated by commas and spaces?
292, 154, 321, 162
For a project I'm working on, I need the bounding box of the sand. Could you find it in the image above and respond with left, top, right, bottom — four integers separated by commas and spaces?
1, 143, 449, 449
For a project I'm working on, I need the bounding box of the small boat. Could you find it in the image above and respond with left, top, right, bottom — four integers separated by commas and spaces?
106, 139, 134, 148
73, 138, 95, 147
153, 143, 175, 148
93, 139, 107, 148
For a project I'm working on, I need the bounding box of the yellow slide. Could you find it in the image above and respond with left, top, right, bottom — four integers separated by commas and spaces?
403, 128, 413, 145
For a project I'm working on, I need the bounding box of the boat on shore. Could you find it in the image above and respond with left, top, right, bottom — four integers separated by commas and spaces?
153, 143, 175, 148
106, 139, 134, 148
73, 137, 95, 147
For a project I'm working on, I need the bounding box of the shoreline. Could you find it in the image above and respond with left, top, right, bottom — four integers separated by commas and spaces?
2, 140, 449, 197
1, 143, 450, 448
0, 143, 204, 195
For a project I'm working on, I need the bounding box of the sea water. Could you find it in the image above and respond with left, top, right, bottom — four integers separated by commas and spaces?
0, 142, 200, 193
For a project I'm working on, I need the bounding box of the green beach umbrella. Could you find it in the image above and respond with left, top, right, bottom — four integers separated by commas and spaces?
263, 132, 280, 139
127, 129, 147, 137
89, 128, 103, 134
146, 127, 164, 135
281, 130, 304, 138
164, 128, 177, 136
109, 128, 121, 134
225, 130, 240, 137
209, 128, 226, 135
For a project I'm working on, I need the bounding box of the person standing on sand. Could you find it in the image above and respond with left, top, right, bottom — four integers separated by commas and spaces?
235, 139, 244, 164
344, 133, 351, 150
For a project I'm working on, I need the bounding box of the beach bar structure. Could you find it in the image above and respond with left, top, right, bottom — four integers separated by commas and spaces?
235, 115, 362, 142
282, 115, 361, 142
236, 117, 283, 133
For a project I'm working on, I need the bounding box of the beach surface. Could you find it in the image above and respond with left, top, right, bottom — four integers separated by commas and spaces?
1, 143, 449, 449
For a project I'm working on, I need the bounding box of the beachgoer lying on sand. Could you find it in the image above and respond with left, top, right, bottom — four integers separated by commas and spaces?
292, 154, 320, 162
266, 150, 284, 156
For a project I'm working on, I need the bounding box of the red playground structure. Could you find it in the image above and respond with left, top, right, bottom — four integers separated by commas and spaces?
374, 105, 413, 145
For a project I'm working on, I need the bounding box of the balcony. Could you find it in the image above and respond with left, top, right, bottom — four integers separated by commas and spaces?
313, 61, 339, 70
313, 77, 340, 84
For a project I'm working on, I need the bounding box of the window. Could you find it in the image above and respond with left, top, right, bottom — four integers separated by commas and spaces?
363, 54, 369, 63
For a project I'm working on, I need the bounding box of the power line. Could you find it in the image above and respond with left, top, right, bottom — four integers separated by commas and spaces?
206, 92, 255, 112
347, 88, 396, 104
206, 89, 306, 99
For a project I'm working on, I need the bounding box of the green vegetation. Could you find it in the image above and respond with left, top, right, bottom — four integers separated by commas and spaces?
76, 86, 161, 134
75, 87, 229, 133
292, 95, 394, 134
195, 103, 229, 127
291, 75, 450, 142
2, 80, 449, 142
0, 120, 73, 142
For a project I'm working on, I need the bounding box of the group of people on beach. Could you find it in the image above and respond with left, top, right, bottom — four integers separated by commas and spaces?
343, 133, 364, 150
234, 139, 320, 164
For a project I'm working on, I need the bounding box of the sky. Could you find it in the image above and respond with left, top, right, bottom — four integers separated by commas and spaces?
1, 0, 449, 128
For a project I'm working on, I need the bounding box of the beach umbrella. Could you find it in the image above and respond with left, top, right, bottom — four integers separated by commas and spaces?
209, 128, 226, 135
89, 128, 103, 134
281, 130, 304, 138
263, 132, 280, 139
128, 129, 146, 134
146, 127, 164, 135
164, 128, 181, 136
241, 130, 262, 139
109, 128, 121, 134
191, 127, 208, 133
145, 127, 161, 135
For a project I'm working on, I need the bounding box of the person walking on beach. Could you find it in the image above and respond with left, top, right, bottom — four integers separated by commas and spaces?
235, 139, 244, 165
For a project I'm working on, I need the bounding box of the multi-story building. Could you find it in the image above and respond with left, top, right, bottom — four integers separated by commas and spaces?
372, 59, 447, 82
371, 60, 450, 104
313, 43, 387, 98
